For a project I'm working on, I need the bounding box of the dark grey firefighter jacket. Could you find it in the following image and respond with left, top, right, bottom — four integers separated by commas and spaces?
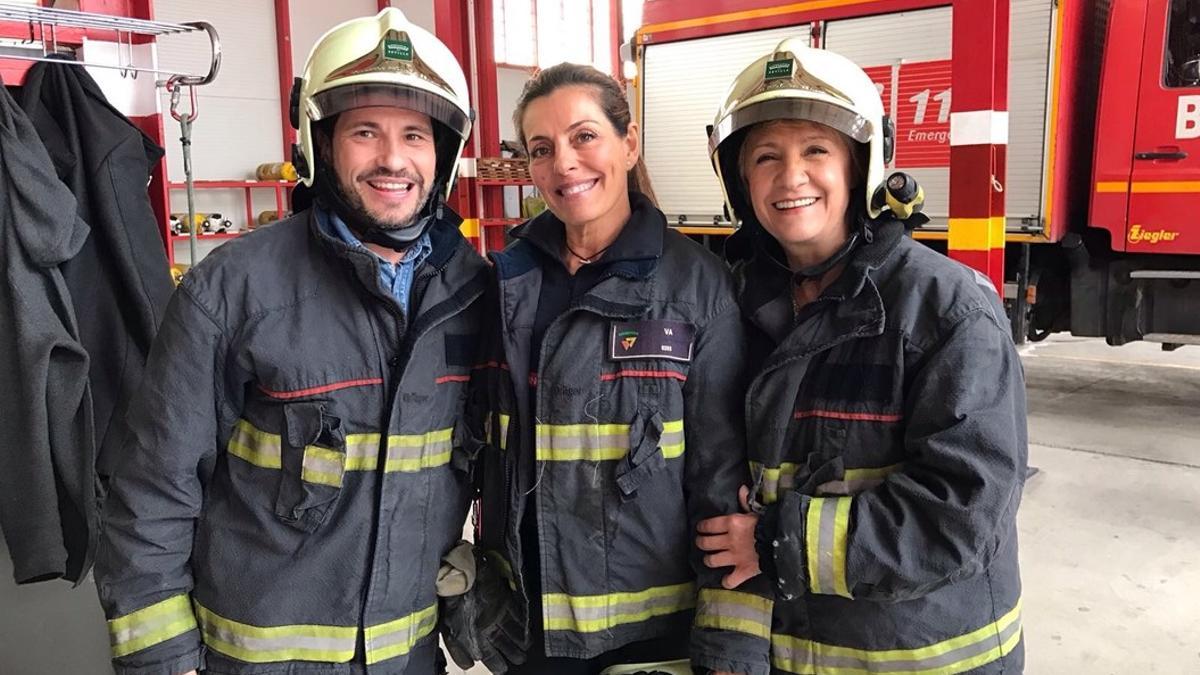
94, 209, 488, 675
474, 197, 775, 675
734, 217, 1027, 675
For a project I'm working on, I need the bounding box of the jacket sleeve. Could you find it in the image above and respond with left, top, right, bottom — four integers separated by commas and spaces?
767, 305, 1027, 603
94, 284, 238, 675
685, 301, 773, 675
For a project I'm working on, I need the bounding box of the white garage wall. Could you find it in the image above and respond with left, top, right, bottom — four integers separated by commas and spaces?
157, 0, 440, 263
290, 0, 377, 76
154, 0, 284, 261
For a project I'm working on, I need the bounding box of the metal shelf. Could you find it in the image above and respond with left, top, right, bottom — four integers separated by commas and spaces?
170, 232, 241, 241
168, 180, 296, 189
0, 4, 197, 35
0, 2, 221, 85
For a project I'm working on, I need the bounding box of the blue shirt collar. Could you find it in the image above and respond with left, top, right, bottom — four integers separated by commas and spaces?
315, 206, 433, 310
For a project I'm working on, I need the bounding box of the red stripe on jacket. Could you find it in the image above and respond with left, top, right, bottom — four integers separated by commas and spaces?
794, 410, 903, 423
258, 378, 384, 400
600, 370, 688, 382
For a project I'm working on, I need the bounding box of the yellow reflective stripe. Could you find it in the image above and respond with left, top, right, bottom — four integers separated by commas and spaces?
108, 594, 197, 658
831, 498, 851, 598
227, 420, 452, 475
536, 420, 685, 461
806, 497, 853, 598
301, 446, 345, 487
805, 497, 822, 594
844, 465, 901, 482
543, 582, 695, 633
499, 413, 511, 451
818, 463, 903, 495
364, 604, 438, 664
194, 602, 357, 663
754, 462, 903, 503
385, 428, 454, 472
752, 461, 801, 504
344, 433, 384, 470
695, 588, 773, 640
771, 599, 1022, 674
228, 419, 282, 469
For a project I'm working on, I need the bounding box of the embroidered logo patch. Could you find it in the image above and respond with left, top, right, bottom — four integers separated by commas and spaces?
609, 320, 695, 362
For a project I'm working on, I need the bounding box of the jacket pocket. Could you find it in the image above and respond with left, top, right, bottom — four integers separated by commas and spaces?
275, 401, 346, 532
615, 409, 668, 500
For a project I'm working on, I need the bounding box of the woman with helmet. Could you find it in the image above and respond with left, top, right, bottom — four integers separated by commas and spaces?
696, 41, 1028, 674
94, 9, 486, 675
463, 63, 773, 675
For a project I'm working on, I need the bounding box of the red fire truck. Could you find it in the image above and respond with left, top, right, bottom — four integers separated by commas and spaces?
632, 0, 1200, 346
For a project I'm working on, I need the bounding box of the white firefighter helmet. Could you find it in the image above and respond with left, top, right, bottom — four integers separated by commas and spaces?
708, 39, 893, 223
292, 7, 472, 199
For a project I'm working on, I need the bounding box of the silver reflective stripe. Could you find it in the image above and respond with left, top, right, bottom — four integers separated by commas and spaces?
806, 497, 852, 598
301, 446, 346, 487
695, 589, 772, 639
772, 599, 1023, 674
536, 421, 685, 462
227, 420, 452, 475
194, 602, 357, 663
817, 464, 903, 496
816, 477, 885, 495
108, 595, 197, 658
228, 420, 282, 468
365, 604, 438, 664
344, 434, 383, 469
755, 463, 901, 503
386, 429, 454, 472
752, 462, 799, 504
543, 582, 696, 632
499, 414, 510, 450
201, 622, 353, 659
816, 498, 839, 595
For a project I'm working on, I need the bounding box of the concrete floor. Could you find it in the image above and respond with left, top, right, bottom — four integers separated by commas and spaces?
3, 336, 1198, 674
1018, 336, 1200, 673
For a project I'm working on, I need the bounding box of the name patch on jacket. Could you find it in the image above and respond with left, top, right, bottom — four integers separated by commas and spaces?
609, 320, 695, 362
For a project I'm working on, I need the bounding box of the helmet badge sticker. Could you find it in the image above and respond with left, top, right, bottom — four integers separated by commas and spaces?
752, 51, 855, 105
384, 37, 413, 61
324, 30, 453, 96
765, 58, 794, 80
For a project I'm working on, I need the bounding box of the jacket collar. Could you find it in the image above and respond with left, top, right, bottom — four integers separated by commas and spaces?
490, 192, 666, 335
741, 218, 906, 355
307, 204, 479, 304
493, 191, 663, 285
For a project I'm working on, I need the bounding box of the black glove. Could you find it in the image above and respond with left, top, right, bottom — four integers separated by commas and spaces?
437, 543, 527, 673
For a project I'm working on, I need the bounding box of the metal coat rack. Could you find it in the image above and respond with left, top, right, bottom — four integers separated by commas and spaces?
0, 2, 222, 265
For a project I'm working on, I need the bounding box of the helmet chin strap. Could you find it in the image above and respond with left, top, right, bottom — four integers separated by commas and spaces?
313, 157, 446, 252
791, 230, 860, 281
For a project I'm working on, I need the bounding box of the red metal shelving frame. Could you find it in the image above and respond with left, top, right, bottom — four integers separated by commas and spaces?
165, 180, 294, 262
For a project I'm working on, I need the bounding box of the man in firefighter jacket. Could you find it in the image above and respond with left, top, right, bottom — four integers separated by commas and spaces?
698, 42, 1027, 673
93, 10, 486, 674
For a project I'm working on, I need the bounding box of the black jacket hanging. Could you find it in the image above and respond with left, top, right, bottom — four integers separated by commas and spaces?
19, 60, 174, 480
0, 78, 97, 584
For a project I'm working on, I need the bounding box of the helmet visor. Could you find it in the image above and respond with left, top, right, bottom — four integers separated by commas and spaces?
709, 98, 872, 155
310, 83, 471, 139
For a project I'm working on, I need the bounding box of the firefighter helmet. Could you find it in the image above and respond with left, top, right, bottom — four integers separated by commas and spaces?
292, 7, 472, 200
708, 39, 894, 223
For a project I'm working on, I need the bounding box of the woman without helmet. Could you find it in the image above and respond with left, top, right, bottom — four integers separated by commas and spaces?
463, 63, 774, 675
